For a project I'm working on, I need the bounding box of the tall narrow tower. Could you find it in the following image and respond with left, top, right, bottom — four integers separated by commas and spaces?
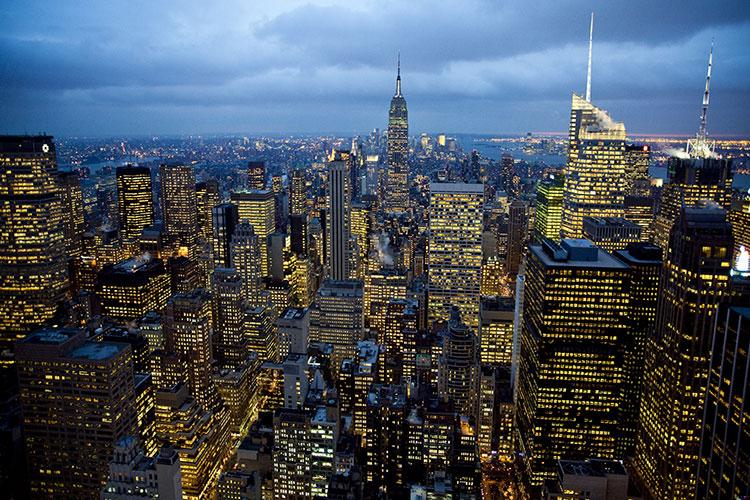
385, 54, 409, 213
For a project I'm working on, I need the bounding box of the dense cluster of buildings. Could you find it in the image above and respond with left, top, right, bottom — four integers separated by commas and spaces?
0, 23, 749, 500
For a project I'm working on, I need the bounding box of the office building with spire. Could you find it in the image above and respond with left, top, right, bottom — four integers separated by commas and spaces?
561, 14, 628, 238
653, 45, 733, 250
385, 55, 409, 213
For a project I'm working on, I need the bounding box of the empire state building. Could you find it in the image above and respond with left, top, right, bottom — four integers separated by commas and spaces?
385, 56, 409, 213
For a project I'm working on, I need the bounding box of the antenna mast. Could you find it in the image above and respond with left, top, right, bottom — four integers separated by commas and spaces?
585, 12, 594, 102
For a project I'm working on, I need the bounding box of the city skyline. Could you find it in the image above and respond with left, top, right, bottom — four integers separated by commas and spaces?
2, 1, 749, 136
1, 2, 750, 499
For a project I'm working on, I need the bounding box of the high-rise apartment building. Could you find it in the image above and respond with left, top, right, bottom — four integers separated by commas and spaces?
16, 328, 137, 498
534, 175, 564, 241
230, 190, 275, 276
428, 183, 483, 328
159, 164, 198, 256
273, 408, 312, 498
0, 136, 68, 348
635, 207, 733, 500
516, 239, 631, 487
561, 95, 627, 237
116, 165, 154, 242
385, 57, 409, 213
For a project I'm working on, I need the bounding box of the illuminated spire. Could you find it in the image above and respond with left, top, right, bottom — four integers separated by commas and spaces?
686, 42, 716, 158
585, 12, 594, 102
396, 51, 402, 97
698, 40, 713, 140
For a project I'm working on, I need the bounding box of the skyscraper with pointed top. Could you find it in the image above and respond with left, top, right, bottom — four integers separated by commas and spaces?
653, 43, 732, 250
385, 54, 409, 213
561, 13, 628, 238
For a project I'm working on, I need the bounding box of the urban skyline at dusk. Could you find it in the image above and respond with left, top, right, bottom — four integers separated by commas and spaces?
1, 2, 750, 499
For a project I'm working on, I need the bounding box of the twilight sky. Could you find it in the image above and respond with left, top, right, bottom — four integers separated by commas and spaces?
1, 0, 749, 137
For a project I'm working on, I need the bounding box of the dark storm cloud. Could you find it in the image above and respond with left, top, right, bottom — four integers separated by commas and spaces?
0, 0, 748, 136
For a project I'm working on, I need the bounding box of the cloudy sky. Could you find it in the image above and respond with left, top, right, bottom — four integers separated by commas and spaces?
1, 0, 748, 137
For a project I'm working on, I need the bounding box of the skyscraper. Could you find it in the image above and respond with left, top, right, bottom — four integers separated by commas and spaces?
212, 202, 239, 269
437, 307, 479, 417
623, 143, 651, 195
195, 179, 220, 242
697, 306, 750, 498
561, 18, 628, 237
506, 199, 529, 274
309, 279, 363, 367
96, 256, 171, 321
478, 296, 515, 366
211, 268, 247, 369
159, 164, 198, 256
230, 190, 275, 276
653, 44, 732, 250
560, 94, 627, 237
385, 55, 409, 213
635, 207, 733, 499
612, 242, 662, 456
117, 165, 154, 242
0, 136, 68, 349
230, 220, 263, 307
428, 182, 483, 328
163, 289, 218, 410
16, 328, 137, 498
534, 175, 564, 241
56, 170, 85, 259
326, 151, 352, 280
516, 238, 631, 487
247, 161, 266, 190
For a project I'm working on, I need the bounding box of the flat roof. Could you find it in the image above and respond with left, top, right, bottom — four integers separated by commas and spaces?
69, 341, 128, 361
21, 327, 80, 345
531, 240, 629, 269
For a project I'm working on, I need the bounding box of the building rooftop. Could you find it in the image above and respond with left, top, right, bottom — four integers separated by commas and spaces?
69, 341, 127, 361
21, 327, 80, 346
281, 306, 307, 321
533, 238, 628, 269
